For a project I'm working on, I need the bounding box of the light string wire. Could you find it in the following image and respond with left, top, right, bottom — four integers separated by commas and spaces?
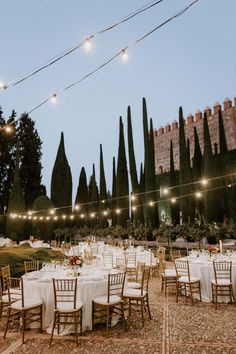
27, 0, 200, 114
5, 170, 235, 219
2, 0, 166, 89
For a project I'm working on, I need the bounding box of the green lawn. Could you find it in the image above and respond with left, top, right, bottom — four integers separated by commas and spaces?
0, 244, 65, 277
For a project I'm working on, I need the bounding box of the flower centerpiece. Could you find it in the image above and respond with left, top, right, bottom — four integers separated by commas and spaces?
68, 255, 84, 267
208, 245, 220, 254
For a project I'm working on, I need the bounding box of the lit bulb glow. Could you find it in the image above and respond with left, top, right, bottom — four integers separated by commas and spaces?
80, 214, 85, 218
149, 201, 154, 207
70, 215, 74, 220
121, 49, 128, 61
163, 188, 169, 195
84, 38, 92, 51
195, 192, 202, 199
0, 82, 7, 90
132, 206, 137, 211
131, 195, 136, 201
103, 211, 108, 216
171, 198, 177, 204
50, 94, 57, 103
4, 125, 14, 134
90, 213, 95, 218
49, 209, 55, 215
116, 209, 121, 214
74, 204, 80, 211
201, 179, 208, 186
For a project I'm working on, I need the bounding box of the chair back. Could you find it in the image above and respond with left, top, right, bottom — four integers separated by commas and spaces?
157, 246, 166, 259
213, 261, 232, 284
6, 277, 23, 305
115, 257, 126, 269
170, 250, 181, 261
53, 278, 78, 310
126, 253, 136, 268
107, 272, 126, 303
103, 252, 113, 267
141, 267, 151, 296
174, 260, 190, 280
158, 252, 166, 274
136, 262, 145, 283
1, 265, 11, 292
24, 260, 40, 273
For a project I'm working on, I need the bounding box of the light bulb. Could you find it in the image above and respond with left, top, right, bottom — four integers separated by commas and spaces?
74, 204, 80, 211
121, 49, 128, 62
0, 82, 7, 90
195, 192, 202, 199
80, 214, 85, 219
116, 209, 121, 214
149, 201, 154, 207
201, 179, 208, 186
103, 211, 108, 216
84, 38, 92, 51
163, 188, 169, 195
171, 198, 177, 204
50, 93, 57, 103
132, 206, 136, 211
4, 125, 13, 134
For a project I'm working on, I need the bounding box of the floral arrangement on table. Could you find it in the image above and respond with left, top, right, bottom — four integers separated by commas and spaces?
208, 245, 220, 254
68, 255, 84, 267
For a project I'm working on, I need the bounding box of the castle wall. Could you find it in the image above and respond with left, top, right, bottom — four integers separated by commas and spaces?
154, 97, 236, 174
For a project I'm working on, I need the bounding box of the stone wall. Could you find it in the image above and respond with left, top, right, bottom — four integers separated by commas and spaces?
154, 97, 236, 174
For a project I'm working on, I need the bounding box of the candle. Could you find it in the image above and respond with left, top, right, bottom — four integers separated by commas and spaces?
219, 240, 223, 254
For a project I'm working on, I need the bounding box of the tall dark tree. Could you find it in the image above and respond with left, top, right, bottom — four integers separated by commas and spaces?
75, 167, 89, 226
143, 98, 156, 227
111, 157, 117, 226
88, 164, 99, 227
127, 106, 142, 224
116, 117, 129, 227
178, 107, 195, 222
218, 109, 235, 218
169, 140, 179, 224
6, 148, 26, 240
150, 118, 159, 227
18, 113, 44, 210
0, 109, 16, 232
139, 163, 145, 225
192, 127, 203, 219
202, 113, 224, 222
51, 132, 72, 215
99, 144, 108, 227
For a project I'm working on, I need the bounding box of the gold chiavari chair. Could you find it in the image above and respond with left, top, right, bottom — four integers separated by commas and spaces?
170, 250, 182, 261
211, 261, 235, 309
174, 259, 202, 305
123, 267, 152, 326
125, 253, 137, 281
92, 272, 126, 330
24, 260, 40, 274
4, 277, 43, 345
50, 278, 83, 346
127, 261, 145, 289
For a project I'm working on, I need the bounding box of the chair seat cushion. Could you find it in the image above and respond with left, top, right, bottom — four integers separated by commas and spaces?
93, 295, 121, 305
211, 279, 232, 286
178, 276, 200, 283
123, 289, 146, 298
127, 282, 141, 289
56, 301, 83, 312
2, 293, 22, 303
11, 298, 42, 310
163, 269, 177, 277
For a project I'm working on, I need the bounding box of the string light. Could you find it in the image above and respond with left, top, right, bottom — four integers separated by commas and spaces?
74, 204, 80, 211
131, 195, 136, 201
3, 0, 166, 89
50, 93, 58, 103
27, 0, 200, 114
90, 213, 95, 218
70, 215, 75, 220
132, 206, 137, 211
62, 215, 67, 219
4, 125, 14, 134
0, 82, 8, 90
149, 201, 154, 206
201, 179, 208, 186
103, 211, 108, 216
80, 214, 85, 218
49, 208, 55, 215
171, 198, 177, 204
195, 191, 202, 199
116, 209, 121, 214
163, 188, 169, 195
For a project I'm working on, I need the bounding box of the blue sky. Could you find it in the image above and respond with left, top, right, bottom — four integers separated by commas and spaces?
0, 0, 235, 201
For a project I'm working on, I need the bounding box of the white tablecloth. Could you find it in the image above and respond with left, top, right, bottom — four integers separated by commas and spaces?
23, 265, 114, 334
181, 255, 236, 302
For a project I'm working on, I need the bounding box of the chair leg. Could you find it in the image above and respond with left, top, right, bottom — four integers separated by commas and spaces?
22, 310, 25, 345
215, 286, 218, 310
120, 301, 127, 331
189, 284, 194, 306
146, 294, 152, 320
3, 307, 11, 339
80, 309, 83, 334
141, 300, 144, 327
74, 313, 78, 346
92, 302, 95, 330
176, 282, 179, 303
198, 282, 202, 302
39, 305, 43, 333
50, 312, 57, 347
106, 307, 110, 329
128, 299, 132, 317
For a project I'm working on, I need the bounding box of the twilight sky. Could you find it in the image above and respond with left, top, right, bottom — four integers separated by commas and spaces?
0, 0, 236, 202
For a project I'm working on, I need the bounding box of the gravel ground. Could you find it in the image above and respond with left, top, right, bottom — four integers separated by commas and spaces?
0, 269, 236, 354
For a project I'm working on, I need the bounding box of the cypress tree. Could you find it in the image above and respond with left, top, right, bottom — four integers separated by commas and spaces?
186, 138, 191, 167
75, 167, 89, 226
88, 164, 99, 227
150, 118, 159, 227
142, 98, 156, 227
99, 144, 108, 227
169, 140, 179, 224
192, 127, 203, 219
139, 163, 145, 225
111, 157, 117, 226
0, 109, 16, 232
218, 109, 235, 218
127, 105, 142, 224
18, 113, 44, 210
51, 132, 72, 215
178, 107, 195, 223
6, 148, 26, 240
116, 117, 129, 227
203, 113, 224, 222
